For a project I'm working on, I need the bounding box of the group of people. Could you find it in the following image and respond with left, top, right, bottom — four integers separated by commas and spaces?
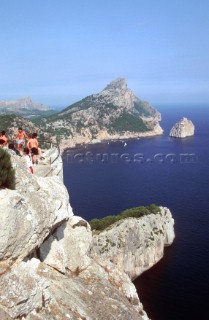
0, 127, 45, 174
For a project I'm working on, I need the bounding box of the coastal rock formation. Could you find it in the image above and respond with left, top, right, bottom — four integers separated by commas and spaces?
169, 117, 195, 138
35, 78, 163, 151
89, 207, 175, 280
0, 149, 149, 320
0, 148, 175, 319
59, 124, 163, 152
0, 150, 73, 273
0, 79, 163, 152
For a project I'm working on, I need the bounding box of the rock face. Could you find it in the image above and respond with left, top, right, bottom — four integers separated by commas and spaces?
169, 117, 195, 138
0, 148, 175, 319
0, 79, 163, 152
0, 148, 149, 320
37, 78, 163, 151
89, 207, 175, 280
0, 149, 73, 273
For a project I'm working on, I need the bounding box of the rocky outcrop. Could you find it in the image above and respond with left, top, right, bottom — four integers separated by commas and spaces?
0, 220, 144, 320
0, 79, 163, 152
169, 117, 195, 138
59, 124, 163, 152
0, 148, 175, 319
41, 78, 163, 151
0, 150, 73, 273
89, 207, 175, 280
0, 149, 149, 320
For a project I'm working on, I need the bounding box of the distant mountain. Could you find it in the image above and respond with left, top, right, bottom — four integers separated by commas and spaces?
3, 79, 162, 150
61, 78, 159, 118
0, 96, 54, 116
37, 78, 163, 150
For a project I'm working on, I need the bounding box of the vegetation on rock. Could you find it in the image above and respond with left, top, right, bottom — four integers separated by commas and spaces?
89, 204, 161, 231
0, 148, 16, 189
0, 79, 162, 148
108, 112, 150, 133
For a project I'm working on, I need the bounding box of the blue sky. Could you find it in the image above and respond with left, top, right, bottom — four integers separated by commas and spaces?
0, 0, 209, 107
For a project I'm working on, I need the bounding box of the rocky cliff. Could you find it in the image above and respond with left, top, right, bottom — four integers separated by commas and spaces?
169, 117, 195, 138
37, 78, 163, 151
89, 208, 175, 280
0, 148, 175, 319
0, 79, 163, 152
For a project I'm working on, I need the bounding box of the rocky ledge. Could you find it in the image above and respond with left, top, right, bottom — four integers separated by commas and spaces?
169, 117, 195, 138
89, 207, 175, 280
0, 148, 175, 320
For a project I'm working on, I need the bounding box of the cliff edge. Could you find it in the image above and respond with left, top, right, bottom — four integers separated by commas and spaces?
0, 148, 175, 320
89, 207, 175, 280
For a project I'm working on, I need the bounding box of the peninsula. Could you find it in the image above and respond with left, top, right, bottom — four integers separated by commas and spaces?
0, 79, 163, 152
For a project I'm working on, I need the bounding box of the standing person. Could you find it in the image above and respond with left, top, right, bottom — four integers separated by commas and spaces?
27, 133, 39, 164
32, 132, 45, 160
13, 127, 27, 152
23, 147, 33, 173
0, 131, 9, 147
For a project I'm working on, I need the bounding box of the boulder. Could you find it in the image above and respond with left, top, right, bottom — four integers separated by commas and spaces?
39, 216, 92, 273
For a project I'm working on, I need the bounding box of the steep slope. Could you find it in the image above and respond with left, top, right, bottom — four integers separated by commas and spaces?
0, 149, 149, 320
61, 78, 158, 117
0, 79, 163, 151
0, 148, 175, 319
45, 78, 163, 150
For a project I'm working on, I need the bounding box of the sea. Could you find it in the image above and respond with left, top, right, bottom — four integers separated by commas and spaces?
62, 104, 209, 320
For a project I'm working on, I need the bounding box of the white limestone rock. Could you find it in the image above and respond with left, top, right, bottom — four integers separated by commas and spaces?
39, 216, 92, 273
52, 78, 164, 151
0, 147, 174, 319
89, 207, 175, 280
0, 154, 73, 271
24, 258, 147, 320
169, 117, 195, 138
0, 258, 50, 319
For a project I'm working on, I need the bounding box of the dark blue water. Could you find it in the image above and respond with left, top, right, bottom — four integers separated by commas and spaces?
63, 105, 209, 320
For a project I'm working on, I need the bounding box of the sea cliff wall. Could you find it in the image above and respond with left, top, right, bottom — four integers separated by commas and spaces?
59, 123, 163, 152
89, 208, 175, 280
0, 148, 175, 320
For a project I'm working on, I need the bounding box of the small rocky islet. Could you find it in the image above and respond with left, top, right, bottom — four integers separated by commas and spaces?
169, 117, 195, 138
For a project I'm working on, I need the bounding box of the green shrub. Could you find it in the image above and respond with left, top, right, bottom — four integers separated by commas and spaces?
0, 148, 16, 189
90, 216, 119, 231
89, 204, 160, 231
108, 112, 150, 133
